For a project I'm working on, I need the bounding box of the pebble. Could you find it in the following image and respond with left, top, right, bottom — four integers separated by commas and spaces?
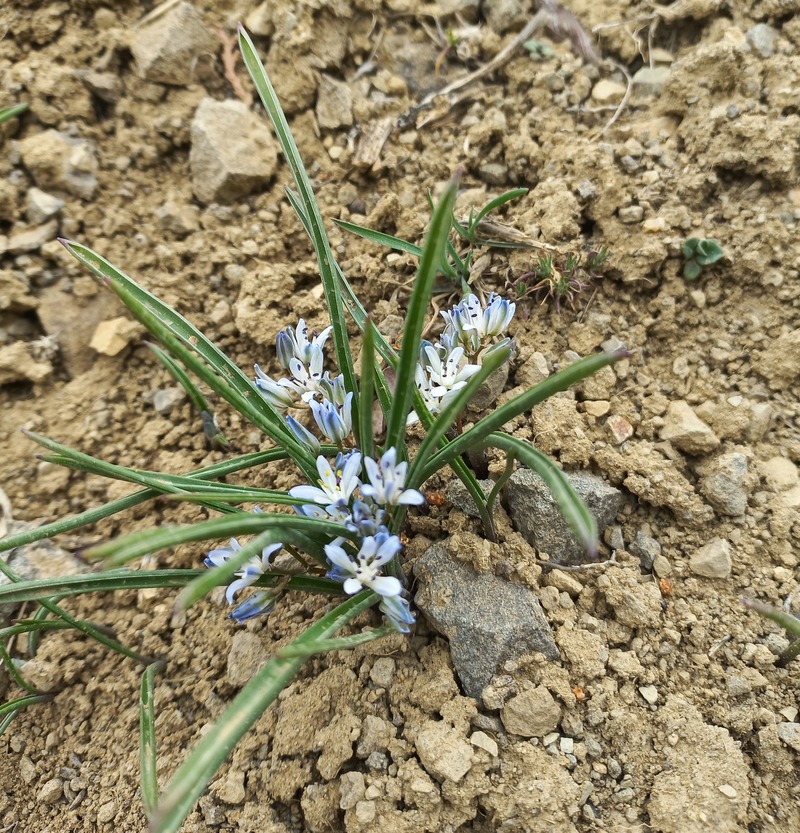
591, 79, 627, 103
689, 538, 732, 579
155, 201, 200, 236
19, 130, 99, 200
479, 163, 509, 186
369, 657, 396, 688
89, 317, 142, 356
660, 400, 720, 455
190, 98, 278, 205
97, 800, 118, 823
7, 220, 58, 254
316, 74, 353, 129
746, 23, 778, 58
652, 554, 672, 578
761, 456, 798, 492
560, 736, 574, 755
631, 66, 671, 97
37, 777, 63, 804
339, 772, 365, 810
618, 205, 644, 224
130, 2, 217, 85
470, 731, 498, 756
26, 188, 64, 224
699, 452, 750, 516
415, 720, 473, 782
501, 686, 561, 737
151, 387, 186, 416
776, 722, 800, 752
606, 414, 634, 444
718, 784, 738, 799
630, 531, 662, 570
639, 685, 659, 705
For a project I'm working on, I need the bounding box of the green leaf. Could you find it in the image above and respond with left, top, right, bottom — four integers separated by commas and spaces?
486, 432, 598, 557
357, 318, 377, 460
683, 260, 702, 281
276, 625, 394, 659
0, 693, 54, 724
695, 239, 724, 266
418, 349, 628, 482
150, 591, 377, 833
384, 178, 459, 453
681, 238, 700, 259
0, 103, 29, 125
238, 28, 358, 424
334, 219, 423, 258
140, 661, 165, 818
472, 187, 528, 228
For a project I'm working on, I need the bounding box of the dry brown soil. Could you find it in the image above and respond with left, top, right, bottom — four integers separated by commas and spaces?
1, 1, 799, 832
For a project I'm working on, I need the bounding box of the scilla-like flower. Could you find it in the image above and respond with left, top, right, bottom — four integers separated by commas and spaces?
379, 593, 415, 634
420, 342, 480, 398
289, 451, 362, 506
443, 292, 515, 355
285, 414, 321, 455
204, 539, 282, 602
254, 365, 295, 411
309, 391, 353, 445
325, 533, 402, 597
361, 447, 425, 506
276, 319, 332, 369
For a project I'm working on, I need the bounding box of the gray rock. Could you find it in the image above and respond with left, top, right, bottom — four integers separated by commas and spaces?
776, 722, 800, 752
26, 188, 64, 224
629, 531, 662, 570
37, 778, 64, 805
414, 543, 558, 702
467, 362, 509, 412
130, 2, 217, 86
316, 74, 353, 130
689, 538, 731, 579
506, 468, 623, 566
478, 163, 509, 187
444, 478, 494, 518
699, 452, 750, 516
7, 220, 58, 254
618, 205, 644, 224
501, 686, 561, 737
746, 24, 778, 58
660, 400, 720, 455
632, 65, 671, 97
19, 130, 98, 200
155, 200, 200, 235
190, 98, 278, 204
151, 387, 186, 416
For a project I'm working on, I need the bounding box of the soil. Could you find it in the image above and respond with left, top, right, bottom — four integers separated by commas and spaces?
1, 1, 799, 832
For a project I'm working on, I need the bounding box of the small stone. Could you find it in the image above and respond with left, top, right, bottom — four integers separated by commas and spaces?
479, 163, 509, 186
151, 388, 186, 416
591, 79, 627, 103
584, 400, 610, 417
761, 329, 800, 391
618, 206, 644, 224
776, 722, 800, 752
97, 800, 118, 823
369, 657, 395, 688
354, 800, 376, 824
155, 201, 200, 235
699, 452, 751, 516
90, 317, 142, 356
19, 130, 98, 200
26, 188, 64, 224
643, 216, 667, 232
339, 772, 365, 810
37, 777, 63, 804
7, 220, 58, 254
506, 469, 623, 566
244, 1, 275, 36
718, 784, 738, 799
606, 414, 633, 444
226, 631, 269, 688
415, 720, 473, 782
214, 770, 245, 804
631, 66, 671, 97
690, 538, 732, 579
630, 531, 662, 571
639, 685, 658, 705
470, 731, 498, 756
660, 400, 720, 455
316, 74, 353, 129
560, 736, 574, 754
746, 23, 778, 58
761, 457, 798, 492
0, 341, 53, 385
190, 98, 278, 204
652, 555, 672, 578
501, 686, 561, 737
130, 3, 217, 85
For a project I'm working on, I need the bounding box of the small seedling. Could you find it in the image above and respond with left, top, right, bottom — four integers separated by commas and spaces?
0, 103, 29, 127
682, 237, 723, 281
511, 247, 608, 313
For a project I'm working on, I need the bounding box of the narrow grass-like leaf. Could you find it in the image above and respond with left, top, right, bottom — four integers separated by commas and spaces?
334, 220, 423, 258
150, 591, 376, 833
472, 187, 528, 228
742, 599, 800, 665
486, 432, 597, 557
0, 694, 54, 723
0, 449, 296, 556
140, 660, 165, 817
238, 28, 358, 421
0, 620, 74, 641
276, 625, 395, 659
0, 643, 39, 695
419, 349, 629, 482
357, 319, 376, 459
384, 179, 458, 453
0, 103, 29, 125
89, 513, 354, 568
59, 240, 315, 481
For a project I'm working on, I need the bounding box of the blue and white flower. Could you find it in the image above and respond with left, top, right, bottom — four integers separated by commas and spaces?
309, 391, 354, 445
254, 364, 295, 411
325, 533, 403, 597
442, 292, 515, 356
204, 538, 282, 603
276, 319, 332, 369
285, 414, 321, 455
361, 447, 424, 506
289, 452, 362, 506
345, 499, 389, 538
378, 593, 415, 633
420, 342, 480, 398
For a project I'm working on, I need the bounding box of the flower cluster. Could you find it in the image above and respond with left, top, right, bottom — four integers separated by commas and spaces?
410, 292, 515, 423
206, 294, 515, 631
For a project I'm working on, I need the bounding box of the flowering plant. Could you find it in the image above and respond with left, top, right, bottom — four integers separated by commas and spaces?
0, 28, 625, 833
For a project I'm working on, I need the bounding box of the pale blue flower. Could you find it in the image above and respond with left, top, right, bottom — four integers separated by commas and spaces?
420, 343, 480, 398
288, 452, 362, 506
345, 499, 389, 538
317, 372, 348, 407
379, 593, 415, 633
309, 391, 353, 445
361, 447, 424, 506
442, 292, 515, 355
283, 353, 326, 402
285, 414, 321, 455
254, 364, 295, 410
205, 538, 283, 614
324, 533, 403, 597
276, 319, 332, 369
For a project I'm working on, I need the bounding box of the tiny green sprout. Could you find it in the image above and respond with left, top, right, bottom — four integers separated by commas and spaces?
0, 103, 29, 127
742, 598, 800, 666
682, 237, 724, 281
523, 40, 556, 60
511, 247, 609, 314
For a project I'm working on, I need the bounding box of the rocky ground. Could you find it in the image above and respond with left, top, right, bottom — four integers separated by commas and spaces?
1, 1, 799, 831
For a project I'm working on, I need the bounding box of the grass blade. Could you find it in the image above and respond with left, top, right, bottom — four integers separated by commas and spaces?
384, 178, 458, 453
150, 591, 377, 833
486, 432, 597, 557
140, 660, 165, 817
357, 319, 376, 459
334, 219, 423, 258
473, 187, 528, 227
276, 625, 394, 659
238, 28, 358, 418
0, 103, 29, 125
0, 694, 54, 724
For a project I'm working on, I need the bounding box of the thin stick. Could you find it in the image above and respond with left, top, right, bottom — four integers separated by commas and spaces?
590, 59, 632, 142
216, 26, 253, 107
